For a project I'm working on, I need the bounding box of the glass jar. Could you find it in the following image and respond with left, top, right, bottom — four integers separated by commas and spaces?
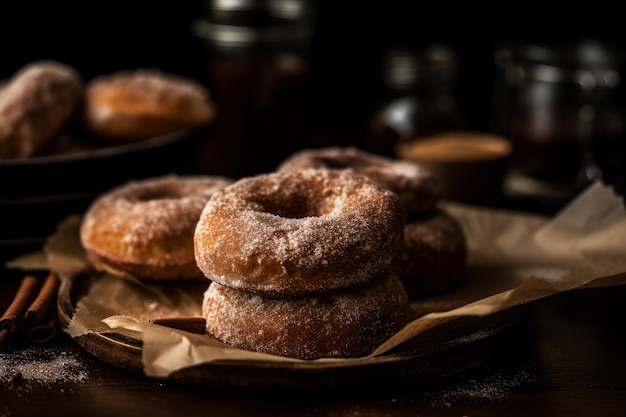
191, 0, 316, 178
365, 44, 467, 158
499, 40, 624, 202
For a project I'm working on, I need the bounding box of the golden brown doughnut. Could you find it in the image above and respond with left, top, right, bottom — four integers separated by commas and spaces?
82, 68, 215, 141
202, 271, 410, 359
394, 209, 467, 299
194, 168, 405, 297
0, 60, 83, 159
277, 146, 441, 216
80, 174, 233, 280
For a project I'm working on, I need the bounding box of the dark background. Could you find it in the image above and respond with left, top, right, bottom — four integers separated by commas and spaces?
3, 1, 624, 134
2, 1, 625, 178
1, 1, 624, 247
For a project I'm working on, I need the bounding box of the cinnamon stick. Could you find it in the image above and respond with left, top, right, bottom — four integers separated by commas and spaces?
0, 275, 42, 332
1, 272, 62, 351
27, 313, 59, 344
150, 317, 207, 335
23, 272, 60, 326
0, 328, 16, 353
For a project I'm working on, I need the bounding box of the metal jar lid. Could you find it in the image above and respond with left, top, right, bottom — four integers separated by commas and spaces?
502, 40, 623, 90
383, 44, 459, 91
191, 0, 316, 46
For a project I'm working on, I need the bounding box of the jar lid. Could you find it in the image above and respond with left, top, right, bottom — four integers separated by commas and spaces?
383, 44, 459, 91
191, 0, 315, 45
514, 40, 623, 69
505, 40, 623, 89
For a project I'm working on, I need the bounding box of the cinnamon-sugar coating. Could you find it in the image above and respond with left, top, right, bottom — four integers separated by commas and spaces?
0, 60, 83, 159
80, 175, 233, 280
395, 209, 467, 299
194, 169, 405, 297
202, 271, 410, 359
277, 146, 441, 216
83, 68, 215, 141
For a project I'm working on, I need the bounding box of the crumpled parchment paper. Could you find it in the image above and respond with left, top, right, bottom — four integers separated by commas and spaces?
7, 180, 626, 377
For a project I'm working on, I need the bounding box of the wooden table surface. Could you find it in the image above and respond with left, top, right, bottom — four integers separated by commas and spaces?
2, 264, 625, 417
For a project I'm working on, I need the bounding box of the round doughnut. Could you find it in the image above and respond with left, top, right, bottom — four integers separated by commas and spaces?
80, 174, 233, 280
277, 146, 441, 216
0, 60, 83, 159
82, 68, 215, 141
194, 168, 405, 297
394, 209, 467, 299
202, 271, 410, 359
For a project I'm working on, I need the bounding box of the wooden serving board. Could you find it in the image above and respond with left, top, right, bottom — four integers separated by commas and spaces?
57, 271, 528, 392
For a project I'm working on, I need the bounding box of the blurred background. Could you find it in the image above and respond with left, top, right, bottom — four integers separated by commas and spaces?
2, 0, 625, 214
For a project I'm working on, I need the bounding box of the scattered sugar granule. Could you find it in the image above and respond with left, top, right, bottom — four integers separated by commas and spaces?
0, 345, 88, 392
420, 361, 539, 408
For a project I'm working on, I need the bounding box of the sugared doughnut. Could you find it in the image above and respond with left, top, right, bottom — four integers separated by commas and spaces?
395, 210, 467, 299
277, 146, 441, 216
80, 174, 233, 280
202, 271, 410, 359
0, 60, 83, 159
82, 68, 215, 141
194, 168, 405, 297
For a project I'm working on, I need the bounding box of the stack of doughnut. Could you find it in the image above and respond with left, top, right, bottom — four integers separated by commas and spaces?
194, 169, 410, 359
277, 146, 468, 300
80, 174, 233, 281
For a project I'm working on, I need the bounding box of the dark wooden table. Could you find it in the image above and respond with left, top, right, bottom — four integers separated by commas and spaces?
2, 264, 625, 417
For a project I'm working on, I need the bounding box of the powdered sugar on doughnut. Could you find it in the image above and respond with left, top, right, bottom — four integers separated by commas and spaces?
277, 146, 441, 215
194, 169, 405, 297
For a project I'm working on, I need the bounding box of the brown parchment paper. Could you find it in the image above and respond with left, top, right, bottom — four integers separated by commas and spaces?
7, 180, 626, 378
